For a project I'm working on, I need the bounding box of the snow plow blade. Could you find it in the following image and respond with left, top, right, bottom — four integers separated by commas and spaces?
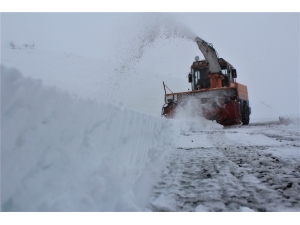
162, 88, 242, 126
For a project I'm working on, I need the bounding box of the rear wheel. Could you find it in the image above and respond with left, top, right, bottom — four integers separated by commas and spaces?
242, 103, 250, 125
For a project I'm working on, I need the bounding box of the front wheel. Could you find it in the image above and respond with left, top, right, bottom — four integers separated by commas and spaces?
242, 103, 250, 125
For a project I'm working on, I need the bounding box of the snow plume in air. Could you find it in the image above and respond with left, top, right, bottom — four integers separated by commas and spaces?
103, 13, 198, 116
1, 65, 177, 211
136, 14, 197, 58
114, 13, 197, 74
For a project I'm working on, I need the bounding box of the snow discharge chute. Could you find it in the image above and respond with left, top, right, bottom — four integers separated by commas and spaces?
195, 37, 221, 74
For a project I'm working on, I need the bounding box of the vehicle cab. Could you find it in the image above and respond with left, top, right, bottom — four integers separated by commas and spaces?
188, 57, 237, 91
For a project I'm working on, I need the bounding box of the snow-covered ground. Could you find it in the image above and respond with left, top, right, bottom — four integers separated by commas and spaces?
147, 119, 300, 212
1, 41, 299, 212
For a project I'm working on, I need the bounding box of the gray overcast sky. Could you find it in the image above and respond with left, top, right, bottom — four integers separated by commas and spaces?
1, 12, 299, 116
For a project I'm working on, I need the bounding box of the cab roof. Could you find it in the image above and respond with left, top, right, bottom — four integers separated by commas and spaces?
191, 58, 234, 69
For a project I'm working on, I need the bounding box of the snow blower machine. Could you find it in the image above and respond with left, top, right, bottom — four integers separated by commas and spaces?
161, 37, 251, 126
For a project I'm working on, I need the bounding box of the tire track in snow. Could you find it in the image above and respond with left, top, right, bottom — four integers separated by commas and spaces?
208, 129, 300, 211
147, 127, 300, 212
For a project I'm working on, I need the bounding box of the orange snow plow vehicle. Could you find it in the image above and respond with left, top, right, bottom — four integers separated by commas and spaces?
161, 37, 251, 126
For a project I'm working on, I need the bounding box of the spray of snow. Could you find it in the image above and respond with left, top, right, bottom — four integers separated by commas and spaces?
113, 14, 197, 75
1, 65, 178, 211
171, 96, 222, 134
279, 115, 300, 126
136, 15, 197, 57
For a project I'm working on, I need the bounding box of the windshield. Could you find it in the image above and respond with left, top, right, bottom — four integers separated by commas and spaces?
191, 67, 209, 90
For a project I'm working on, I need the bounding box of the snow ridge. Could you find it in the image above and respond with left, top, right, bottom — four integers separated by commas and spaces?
1, 65, 176, 211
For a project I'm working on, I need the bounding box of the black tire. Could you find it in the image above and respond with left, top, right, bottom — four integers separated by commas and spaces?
242, 103, 250, 125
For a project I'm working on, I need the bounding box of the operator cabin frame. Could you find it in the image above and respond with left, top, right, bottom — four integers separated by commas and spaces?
189, 57, 237, 91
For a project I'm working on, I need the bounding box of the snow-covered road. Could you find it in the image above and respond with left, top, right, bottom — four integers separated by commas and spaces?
147, 121, 300, 212
1, 66, 299, 212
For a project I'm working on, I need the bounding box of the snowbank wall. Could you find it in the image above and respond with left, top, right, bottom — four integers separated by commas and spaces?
1, 66, 176, 211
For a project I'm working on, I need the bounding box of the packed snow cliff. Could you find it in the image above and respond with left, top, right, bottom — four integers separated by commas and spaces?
1, 65, 177, 211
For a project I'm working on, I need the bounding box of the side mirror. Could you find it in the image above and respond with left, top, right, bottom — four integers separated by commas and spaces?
188, 73, 192, 83
232, 69, 237, 78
